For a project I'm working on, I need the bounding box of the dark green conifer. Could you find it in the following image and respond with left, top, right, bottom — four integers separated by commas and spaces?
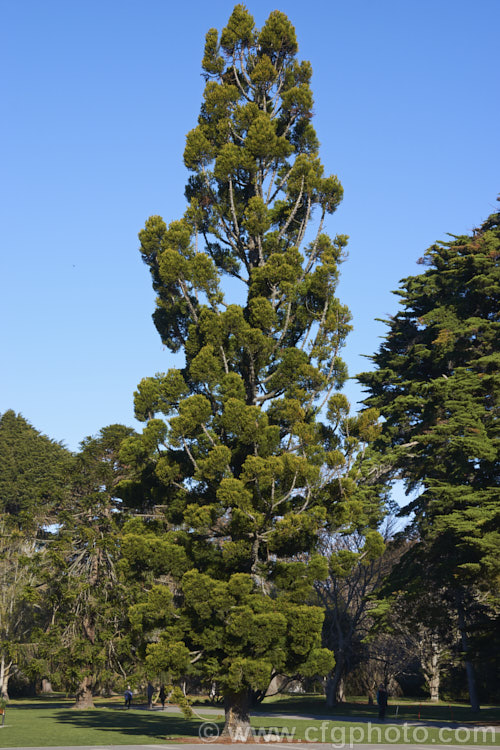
0, 410, 70, 528
359, 205, 500, 710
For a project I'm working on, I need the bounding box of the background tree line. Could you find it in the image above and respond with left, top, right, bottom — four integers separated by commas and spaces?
0, 5, 498, 733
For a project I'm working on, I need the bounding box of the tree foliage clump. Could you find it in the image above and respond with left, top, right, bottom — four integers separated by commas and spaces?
0, 410, 72, 698
316, 529, 389, 706
0, 410, 70, 528
125, 4, 383, 734
359, 208, 499, 586
38, 425, 136, 708
359, 205, 500, 710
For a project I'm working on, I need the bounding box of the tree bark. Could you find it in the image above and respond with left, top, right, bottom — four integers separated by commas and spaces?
337, 675, 345, 703
0, 654, 11, 701
72, 675, 95, 709
326, 656, 345, 708
325, 675, 335, 708
222, 690, 251, 740
428, 669, 440, 702
41, 678, 53, 693
456, 596, 479, 712
421, 639, 441, 702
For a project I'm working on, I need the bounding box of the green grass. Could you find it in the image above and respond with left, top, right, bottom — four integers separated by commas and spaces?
250, 717, 499, 746
257, 693, 500, 724
0, 697, 498, 747
0, 700, 212, 747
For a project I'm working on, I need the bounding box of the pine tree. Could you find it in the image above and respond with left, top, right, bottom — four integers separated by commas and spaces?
124, 5, 381, 735
359, 205, 500, 710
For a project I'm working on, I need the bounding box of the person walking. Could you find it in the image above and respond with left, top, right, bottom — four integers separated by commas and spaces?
159, 685, 166, 709
147, 681, 155, 709
124, 686, 132, 709
376, 684, 388, 720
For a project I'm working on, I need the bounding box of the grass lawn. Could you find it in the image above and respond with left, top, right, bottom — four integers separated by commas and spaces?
255, 694, 500, 724
0, 699, 212, 747
250, 716, 499, 746
0, 696, 498, 747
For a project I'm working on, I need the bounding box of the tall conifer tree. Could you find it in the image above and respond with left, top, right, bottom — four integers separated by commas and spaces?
124, 5, 380, 734
359, 205, 500, 710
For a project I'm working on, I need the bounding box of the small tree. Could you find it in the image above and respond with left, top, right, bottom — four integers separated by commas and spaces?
317, 528, 392, 706
39, 425, 135, 708
0, 525, 40, 699
373, 552, 455, 703
0, 411, 71, 698
123, 4, 384, 736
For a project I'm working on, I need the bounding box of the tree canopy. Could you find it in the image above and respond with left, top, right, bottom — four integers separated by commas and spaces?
359, 207, 499, 586
358, 205, 500, 709
0, 410, 71, 528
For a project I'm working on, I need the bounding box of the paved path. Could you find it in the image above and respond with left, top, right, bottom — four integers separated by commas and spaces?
0, 745, 499, 750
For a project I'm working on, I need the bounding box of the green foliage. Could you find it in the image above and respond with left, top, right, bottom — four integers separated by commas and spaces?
36, 424, 137, 702
359, 206, 500, 590
0, 410, 71, 528
133, 565, 334, 694
359, 205, 500, 709
128, 5, 387, 718
0, 411, 74, 697
0, 523, 43, 698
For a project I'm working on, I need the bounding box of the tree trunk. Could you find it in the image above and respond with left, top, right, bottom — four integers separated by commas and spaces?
326, 657, 345, 708
325, 675, 335, 708
0, 654, 11, 701
463, 659, 479, 712
422, 640, 441, 702
41, 678, 53, 694
222, 690, 251, 740
456, 596, 479, 712
428, 669, 440, 702
366, 677, 378, 705
337, 675, 345, 703
72, 675, 95, 709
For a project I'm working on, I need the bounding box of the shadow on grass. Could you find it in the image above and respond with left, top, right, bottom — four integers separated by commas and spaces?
256, 698, 500, 723
257, 698, 374, 718
9, 701, 77, 711
53, 708, 210, 740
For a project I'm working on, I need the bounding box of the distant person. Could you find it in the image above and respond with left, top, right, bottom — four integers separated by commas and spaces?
124, 686, 132, 709
376, 684, 388, 720
147, 681, 155, 709
159, 684, 166, 709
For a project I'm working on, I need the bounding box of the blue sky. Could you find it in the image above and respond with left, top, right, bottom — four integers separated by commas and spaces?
1, 0, 498, 453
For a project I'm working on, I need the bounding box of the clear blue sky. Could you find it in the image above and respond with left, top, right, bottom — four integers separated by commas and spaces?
1, 0, 498, 452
